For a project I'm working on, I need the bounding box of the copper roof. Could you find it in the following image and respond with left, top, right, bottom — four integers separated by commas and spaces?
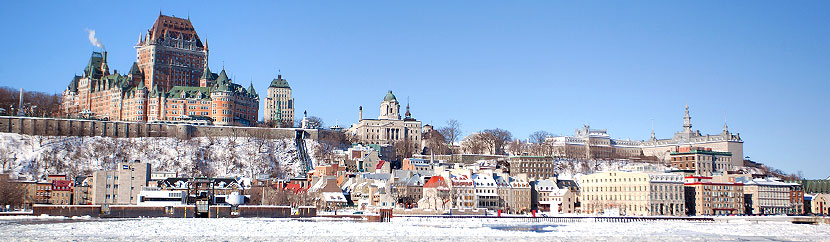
148, 14, 202, 46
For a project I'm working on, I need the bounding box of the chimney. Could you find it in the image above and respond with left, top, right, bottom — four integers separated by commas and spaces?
359, 106, 363, 120
17, 88, 23, 116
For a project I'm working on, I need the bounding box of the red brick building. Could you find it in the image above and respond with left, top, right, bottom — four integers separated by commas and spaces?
61, 14, 258, 126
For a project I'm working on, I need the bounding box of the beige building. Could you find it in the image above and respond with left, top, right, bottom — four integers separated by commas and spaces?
550, 188, 576, 214
91, 162, 151, 205
811, 193, 829, 215
546, 106, 744, 167
683, 176, 744, 215
263, 74, 294, 127
508, 156, 557, 179
347, 91, 422, 151
495, 174, 531, 214
580, 171, 685, 216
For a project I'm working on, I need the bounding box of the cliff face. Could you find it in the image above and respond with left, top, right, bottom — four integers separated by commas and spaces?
0, 133, 319, 180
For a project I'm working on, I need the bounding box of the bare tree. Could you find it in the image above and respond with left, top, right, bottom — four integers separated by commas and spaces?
393, 138, 417, 160
438, 119, 462, 147
506, 139, 525, 156
0, 177, 26, 209
461, 133, 489, 154
423, 129, 449, 155
529, 131, 550, 144
482, 128, 513, 155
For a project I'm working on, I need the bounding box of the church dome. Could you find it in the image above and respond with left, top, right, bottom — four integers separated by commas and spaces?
384, 90, 397, 101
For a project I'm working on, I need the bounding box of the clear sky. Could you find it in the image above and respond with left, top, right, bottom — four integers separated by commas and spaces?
1, 1, 828, 178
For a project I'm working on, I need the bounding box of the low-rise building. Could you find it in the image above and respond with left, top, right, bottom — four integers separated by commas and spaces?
740, 178, 794, 215
35, 181, 51, 204
49, 180, 73, 205
810, 193, 829, 215
473, 174, 498, 211
449, 175, 477, 209
580, 171, 685, 216
532, 179, 557, 212
72, 176, 92, 205
419, 176, 450, 211
550, 188, 576, 214
507, 175, 531, 214
683, 176, 744, 216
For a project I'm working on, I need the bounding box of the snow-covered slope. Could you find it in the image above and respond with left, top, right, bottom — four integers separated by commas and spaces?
0, 133, 319, 180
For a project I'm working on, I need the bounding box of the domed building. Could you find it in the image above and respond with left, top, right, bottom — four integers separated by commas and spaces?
347, 90, 423, 152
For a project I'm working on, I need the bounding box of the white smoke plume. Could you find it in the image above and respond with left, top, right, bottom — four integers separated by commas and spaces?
85, 29, 105, 49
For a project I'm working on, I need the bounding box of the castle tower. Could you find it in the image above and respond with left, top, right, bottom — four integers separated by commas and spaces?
135, 14, 207, 92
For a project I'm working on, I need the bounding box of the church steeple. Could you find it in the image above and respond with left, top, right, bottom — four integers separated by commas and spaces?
723, 121, 729, 134
682, 104, 692, 132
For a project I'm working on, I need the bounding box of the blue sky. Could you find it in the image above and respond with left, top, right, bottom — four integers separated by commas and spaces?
1, 1, 828, 178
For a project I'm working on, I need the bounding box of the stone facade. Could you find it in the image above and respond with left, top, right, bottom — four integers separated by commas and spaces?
0, 116, 315, 140
580, 171, 685, 216
508, 156, 557, 179
263, 74, 294, 127
683, 176, 744, 216
670, 147, 733, 176
347, 91, 422, 151
546, 106, 744, 167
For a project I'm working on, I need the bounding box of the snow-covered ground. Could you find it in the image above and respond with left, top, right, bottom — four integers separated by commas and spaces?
0, 216, 827, 241
0, 133, 319, 179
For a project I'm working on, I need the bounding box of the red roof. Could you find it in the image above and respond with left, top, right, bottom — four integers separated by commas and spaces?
283, 184, 307, 194
423, 176, 449, 188
52, 180, 72, 191
376, 160, 386, 170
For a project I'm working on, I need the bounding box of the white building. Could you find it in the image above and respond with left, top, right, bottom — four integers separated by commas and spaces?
472, 174, 499, 211
546, 106, 743, 166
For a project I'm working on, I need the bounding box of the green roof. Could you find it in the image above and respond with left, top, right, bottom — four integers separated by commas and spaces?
802, 179, 830, 194
269, 76, 290, 88
384, 90, 397, 101
129, 62, 142, 76
248, 83, 258, 96
670, 150, 732, 156
84, 52, 104, 78
201, 66, 214, 80
167, 86, 212, 100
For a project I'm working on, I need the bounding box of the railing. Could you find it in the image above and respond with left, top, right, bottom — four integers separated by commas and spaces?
398, 215, 715, 223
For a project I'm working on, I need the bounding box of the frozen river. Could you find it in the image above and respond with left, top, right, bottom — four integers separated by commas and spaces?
0, 216, 828, 241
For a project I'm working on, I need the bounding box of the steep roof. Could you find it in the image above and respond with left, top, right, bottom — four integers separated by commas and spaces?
148, 14, 203, 47
269, 75, 290, 88
129, 62, 142, 76
84, 52, 104, 78
166, 86, 211, 100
